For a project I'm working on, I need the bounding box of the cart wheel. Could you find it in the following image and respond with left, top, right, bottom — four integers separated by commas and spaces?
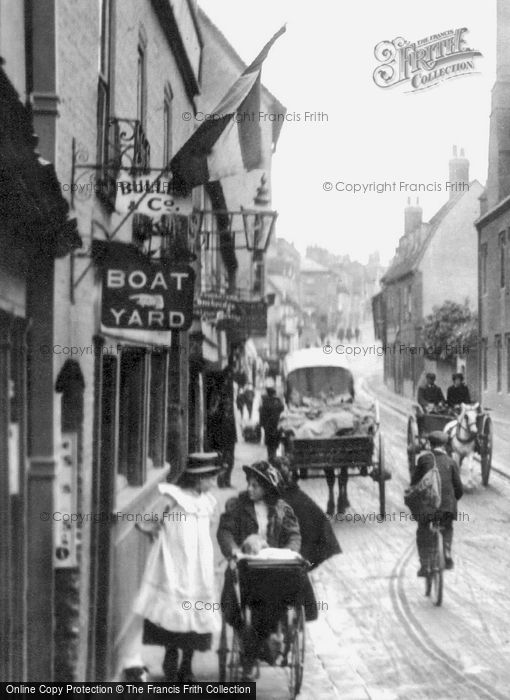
287, 605, 305, 699
407, 416, 418, 473
378, 434, 386, 518
480, 415, 493, 486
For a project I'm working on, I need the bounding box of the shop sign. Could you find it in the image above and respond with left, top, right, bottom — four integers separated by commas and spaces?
94, 241, 195, 331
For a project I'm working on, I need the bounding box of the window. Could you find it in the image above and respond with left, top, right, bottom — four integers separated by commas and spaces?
481, 243, 488, 294
163, 85, 173, 169
118, 349, 148, 486
97, 0, 114, 202
482, 338, 488, 391
496, 335, 502, 392
499, 232, 506, 288
137, 44, 147, 130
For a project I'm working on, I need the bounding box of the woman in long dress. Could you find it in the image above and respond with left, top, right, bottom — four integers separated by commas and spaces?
133, 453, 220, 682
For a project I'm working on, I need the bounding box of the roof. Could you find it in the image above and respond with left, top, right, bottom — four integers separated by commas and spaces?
300, 257, 330, 273
382, 183, 482, 285
283, 348, 354, 375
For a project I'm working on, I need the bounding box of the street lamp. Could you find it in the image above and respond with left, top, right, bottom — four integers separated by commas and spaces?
241, 174, 278, 253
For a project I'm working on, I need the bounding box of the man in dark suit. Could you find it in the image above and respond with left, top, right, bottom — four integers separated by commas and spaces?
446, 373, 472, 408
411, 431, 463, 576
417, 372, 446, 411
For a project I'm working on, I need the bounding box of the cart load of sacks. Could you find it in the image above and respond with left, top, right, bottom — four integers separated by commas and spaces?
279, 395, 376, 439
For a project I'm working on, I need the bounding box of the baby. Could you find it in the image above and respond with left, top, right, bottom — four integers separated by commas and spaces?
241, 533, 268, 555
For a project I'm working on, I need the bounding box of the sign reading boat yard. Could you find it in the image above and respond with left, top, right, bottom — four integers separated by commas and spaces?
92, 240, 195, 331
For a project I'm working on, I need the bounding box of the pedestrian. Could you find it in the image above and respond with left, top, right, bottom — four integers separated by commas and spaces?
244, 384, 255, 420
259, 382, 284, 461
354, 326, 361, 343
271, 456, 341, 569
345, 327, 353, 343
133, 453, 221, 682
412, 431, 463, 576
215, 367, 238, 489
217, 461, 301, 680
337, 327, 345, 342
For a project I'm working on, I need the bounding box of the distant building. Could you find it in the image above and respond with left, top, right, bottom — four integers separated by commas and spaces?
299, 257, 339, 344
475, 0, 510, 413
375, 150, 483, 398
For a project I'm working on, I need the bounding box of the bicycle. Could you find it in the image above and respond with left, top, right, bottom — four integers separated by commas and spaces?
424, 521, 445, 606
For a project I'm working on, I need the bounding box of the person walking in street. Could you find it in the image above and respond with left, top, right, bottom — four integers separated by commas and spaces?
337, 326, 345, 342
354, 326, 361, 343
271, 456, 341, 569
243, 384, 255, 419
412, 431, 463, 576
259, 382, 284, 461
133, 453, 221, 682
345, 327, 353, 343
217, 461, 301, 680
215, 367, 238, 489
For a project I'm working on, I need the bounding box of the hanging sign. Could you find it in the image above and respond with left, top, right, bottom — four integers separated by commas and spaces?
93, 240, 195, 331
115, 177, 193, 220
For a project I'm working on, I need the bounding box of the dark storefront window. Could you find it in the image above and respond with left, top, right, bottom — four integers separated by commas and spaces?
149, 351, 168, 467
118, 348, 148, 486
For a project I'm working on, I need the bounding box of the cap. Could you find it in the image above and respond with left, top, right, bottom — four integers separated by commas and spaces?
452, 373, 464, 381
185, 452, 221, 475
425, 372, 436, 381
427, 430, 448, 445
243, 460, 282, 494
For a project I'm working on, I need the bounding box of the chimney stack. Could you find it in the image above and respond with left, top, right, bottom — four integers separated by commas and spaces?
404, 196, 422, 235
448, 145, 469, 199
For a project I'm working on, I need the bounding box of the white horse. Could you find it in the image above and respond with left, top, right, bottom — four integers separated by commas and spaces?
444, 403, 479, 489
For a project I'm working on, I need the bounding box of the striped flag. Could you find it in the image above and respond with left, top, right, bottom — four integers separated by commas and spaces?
170, 25, 286, 193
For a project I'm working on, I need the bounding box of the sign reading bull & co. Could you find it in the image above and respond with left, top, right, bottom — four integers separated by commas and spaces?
92, 240, 195, 331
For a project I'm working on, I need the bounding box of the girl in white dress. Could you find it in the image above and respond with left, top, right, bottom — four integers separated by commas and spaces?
133, 453, 220, 682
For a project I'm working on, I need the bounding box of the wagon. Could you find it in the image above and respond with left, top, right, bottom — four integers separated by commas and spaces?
407, 403, 493, 485
279, 349, 389, 517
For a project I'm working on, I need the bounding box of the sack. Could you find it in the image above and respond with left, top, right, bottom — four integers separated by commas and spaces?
404, 453, 441, 519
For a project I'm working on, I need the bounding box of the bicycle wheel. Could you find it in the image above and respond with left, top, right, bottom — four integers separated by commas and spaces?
430, 530, 444, 607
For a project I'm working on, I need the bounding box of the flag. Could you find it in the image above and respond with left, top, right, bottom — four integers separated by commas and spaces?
170, 25, 286, 192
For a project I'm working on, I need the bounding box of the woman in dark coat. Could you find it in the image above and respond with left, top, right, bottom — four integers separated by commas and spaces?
217, 461, 304, 680
271, 456, 342, 569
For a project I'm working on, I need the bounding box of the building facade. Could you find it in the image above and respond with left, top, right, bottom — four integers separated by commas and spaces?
376, 151, 483, 399
475, 0, 510, 414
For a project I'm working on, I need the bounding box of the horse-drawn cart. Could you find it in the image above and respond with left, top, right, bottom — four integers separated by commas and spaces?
407, 403, 493, 485
279, 349, 389, 517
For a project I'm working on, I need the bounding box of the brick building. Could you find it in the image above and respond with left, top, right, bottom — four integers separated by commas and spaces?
375, 151, 483, 399
475, 0, 510, 413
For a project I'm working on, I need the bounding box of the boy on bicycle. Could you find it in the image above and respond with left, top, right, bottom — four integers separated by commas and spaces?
412, 431, 463, 576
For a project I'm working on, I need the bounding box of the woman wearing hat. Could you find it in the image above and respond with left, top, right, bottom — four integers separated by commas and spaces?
217, 461, 301, 680
133, 453, 221, 682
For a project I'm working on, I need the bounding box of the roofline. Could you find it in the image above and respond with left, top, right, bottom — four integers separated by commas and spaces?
475, 191, 510, 229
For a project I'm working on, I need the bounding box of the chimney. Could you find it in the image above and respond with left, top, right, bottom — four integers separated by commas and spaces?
486, 0, 510, 208
448, 145, 469, 199
404, 196, 422, 235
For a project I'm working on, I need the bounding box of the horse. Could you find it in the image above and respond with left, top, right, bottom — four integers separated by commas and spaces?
444, 402, 479, 489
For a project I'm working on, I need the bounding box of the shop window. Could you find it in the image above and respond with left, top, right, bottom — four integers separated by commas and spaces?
118, 348, 148, 486
149, 351, 168, 467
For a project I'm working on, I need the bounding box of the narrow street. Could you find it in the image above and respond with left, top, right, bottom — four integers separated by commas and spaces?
135, 351, 510, 698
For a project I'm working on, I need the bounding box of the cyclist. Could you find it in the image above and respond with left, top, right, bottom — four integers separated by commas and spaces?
412, 431, 463, 576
